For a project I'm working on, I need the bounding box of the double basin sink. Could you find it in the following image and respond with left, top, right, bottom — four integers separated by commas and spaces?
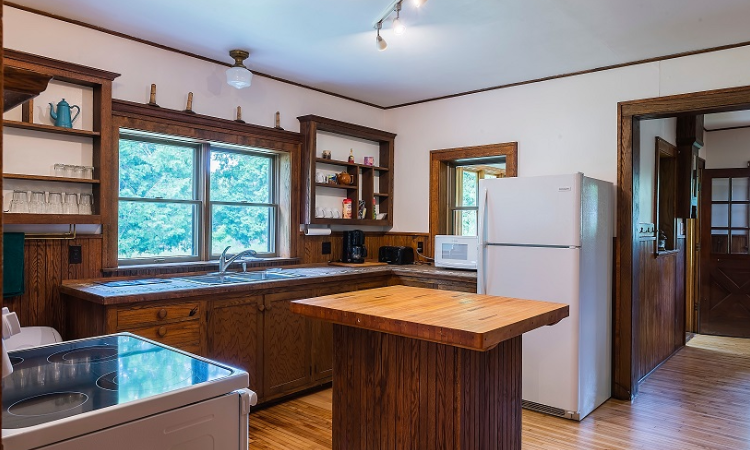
179, 270, 303, 286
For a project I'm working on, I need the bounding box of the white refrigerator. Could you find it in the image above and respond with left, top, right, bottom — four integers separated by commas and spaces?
477, 173, 613, 421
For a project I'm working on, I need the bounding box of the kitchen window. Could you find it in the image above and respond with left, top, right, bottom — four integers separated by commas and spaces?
449, 162, 506, 236
118, 132, 278, 264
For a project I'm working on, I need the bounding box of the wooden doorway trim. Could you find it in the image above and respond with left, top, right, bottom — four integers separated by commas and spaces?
428, 142, 518, 255
615, 85, 750, 400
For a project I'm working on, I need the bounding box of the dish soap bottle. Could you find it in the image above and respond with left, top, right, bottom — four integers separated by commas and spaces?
348, 149, 355, 163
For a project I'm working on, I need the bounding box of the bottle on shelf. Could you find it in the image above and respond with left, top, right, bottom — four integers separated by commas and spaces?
348, 149, 354, 163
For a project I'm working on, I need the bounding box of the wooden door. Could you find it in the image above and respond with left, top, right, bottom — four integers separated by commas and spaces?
207, 295, 264, 399
263, 290, 312, 399
700, 168, 750, 337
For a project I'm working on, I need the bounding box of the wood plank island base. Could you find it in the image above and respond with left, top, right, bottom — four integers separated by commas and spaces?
290, 285, 569, 450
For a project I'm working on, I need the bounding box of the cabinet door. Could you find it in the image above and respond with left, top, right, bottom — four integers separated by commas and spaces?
207, 296, 264, 400
263, 290, 312, 399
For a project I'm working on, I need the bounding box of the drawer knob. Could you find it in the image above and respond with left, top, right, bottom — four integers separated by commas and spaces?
157, 326, 167, 337
158, 309, 168, 319
257, 304, 265, 312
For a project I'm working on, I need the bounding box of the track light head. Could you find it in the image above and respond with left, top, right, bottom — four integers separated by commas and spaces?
376, 21, 388, 51
413, 0, 427, 7
392, 2, 405, 35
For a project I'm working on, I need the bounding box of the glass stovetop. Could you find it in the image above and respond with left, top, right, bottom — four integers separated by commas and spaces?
2, 334, 234, 429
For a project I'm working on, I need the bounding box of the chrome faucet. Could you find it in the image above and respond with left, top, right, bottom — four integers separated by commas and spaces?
218, 246, 258, 274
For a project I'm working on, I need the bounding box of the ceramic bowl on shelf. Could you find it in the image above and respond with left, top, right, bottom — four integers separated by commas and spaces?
376, 213, 387, 220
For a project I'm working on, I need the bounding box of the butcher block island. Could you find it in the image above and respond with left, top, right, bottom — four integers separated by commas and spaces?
290, 285, 569, 450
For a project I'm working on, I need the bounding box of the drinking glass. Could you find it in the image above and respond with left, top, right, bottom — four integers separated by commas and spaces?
83, 166, 94, 179
62, 165, 74, 178
63, 193, 79, 215
72, 166, 85, 179
9, 190, 29, 213
29, 191, 46, 214
47, 192, 63, 214
79, 193, 93, 215
53, 163, 66, 177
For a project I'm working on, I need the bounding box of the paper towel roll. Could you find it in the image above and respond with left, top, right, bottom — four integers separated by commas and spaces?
304, 227, 331, 236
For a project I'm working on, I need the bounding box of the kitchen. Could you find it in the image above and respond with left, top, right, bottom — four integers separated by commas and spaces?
3, 1, 750, 449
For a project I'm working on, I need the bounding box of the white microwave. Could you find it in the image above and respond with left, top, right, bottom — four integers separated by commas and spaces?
434, 235, 478, 270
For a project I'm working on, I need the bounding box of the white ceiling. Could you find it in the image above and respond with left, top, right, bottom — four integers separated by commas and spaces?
8, 0, 750, 108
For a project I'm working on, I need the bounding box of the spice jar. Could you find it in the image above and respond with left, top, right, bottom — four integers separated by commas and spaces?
342, 198, 353, 219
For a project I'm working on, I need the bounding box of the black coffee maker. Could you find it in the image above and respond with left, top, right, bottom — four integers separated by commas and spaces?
342, 230, 367, 263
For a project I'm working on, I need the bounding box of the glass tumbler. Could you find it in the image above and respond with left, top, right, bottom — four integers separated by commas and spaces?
78, 193, 93, 215
47, 192, 63, 214
63, 193, 79, 215
62, 165, 74, 178
29, 191, 46, 214
53, 163, 66, 177
83, 166, 94, 179
9, 190, 29, 213
72, 165, 85, 179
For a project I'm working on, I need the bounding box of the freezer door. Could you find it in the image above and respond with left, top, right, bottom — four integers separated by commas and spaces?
480, 245, 580, 415
479, 173, 582, 247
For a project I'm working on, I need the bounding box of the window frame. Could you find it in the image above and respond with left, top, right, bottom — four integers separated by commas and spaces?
117, 132, 280, 265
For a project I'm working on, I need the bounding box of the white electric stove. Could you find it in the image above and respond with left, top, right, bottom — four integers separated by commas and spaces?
2, 333, 255, 450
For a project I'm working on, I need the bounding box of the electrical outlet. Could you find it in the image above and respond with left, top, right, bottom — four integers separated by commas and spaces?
417, 242, 424, 253
69, 245, 83, 264
322, 242, 331, 255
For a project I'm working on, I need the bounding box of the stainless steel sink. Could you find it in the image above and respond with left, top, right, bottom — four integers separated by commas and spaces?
179, 270, 303, 285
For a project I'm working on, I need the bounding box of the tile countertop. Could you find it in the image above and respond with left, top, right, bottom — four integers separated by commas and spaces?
59, 264, 477, 306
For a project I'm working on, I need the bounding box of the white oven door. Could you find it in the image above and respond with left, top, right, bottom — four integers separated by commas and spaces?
41, 390, 250, 450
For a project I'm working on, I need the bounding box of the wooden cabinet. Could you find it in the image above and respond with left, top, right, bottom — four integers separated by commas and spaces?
298, 115, 395, 226
207, 295, 264, 400
114, 300, 204, 352
2, 49, 119, 226
263, 289, 313, 400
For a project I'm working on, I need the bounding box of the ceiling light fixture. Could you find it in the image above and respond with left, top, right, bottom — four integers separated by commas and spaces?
413, 0, 428, 7
392, 2, 405, 35
226, 49, 253, 89
376, 22, 388, 51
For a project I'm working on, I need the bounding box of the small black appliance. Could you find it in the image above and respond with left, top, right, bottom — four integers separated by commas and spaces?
378, 246, 415, 265
342, 230, 367, 263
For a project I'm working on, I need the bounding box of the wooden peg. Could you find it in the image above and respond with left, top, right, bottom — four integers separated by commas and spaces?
184, 92, 195, 114
274, 111, 284, 130
235, 106, 245, 123
148, 84, 159, 107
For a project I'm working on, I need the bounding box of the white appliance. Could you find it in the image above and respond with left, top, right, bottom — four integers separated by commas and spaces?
2, 333, 256, 449
477, 173, 612, 421
434, 235, 478, 270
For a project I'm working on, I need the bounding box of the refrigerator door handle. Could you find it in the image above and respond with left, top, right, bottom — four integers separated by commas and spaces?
477, 187, 489, 294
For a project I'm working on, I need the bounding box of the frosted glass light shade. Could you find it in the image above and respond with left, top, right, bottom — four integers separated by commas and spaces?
226, 66, 253, 89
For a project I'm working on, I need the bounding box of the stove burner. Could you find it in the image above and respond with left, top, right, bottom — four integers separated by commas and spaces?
8, 392, 89, 417
9, 356, 23, 366
96, 371, 119, 391
47, 345, 118, 364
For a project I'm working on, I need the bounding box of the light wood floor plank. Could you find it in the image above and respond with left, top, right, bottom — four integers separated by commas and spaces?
249, 334, 750, 449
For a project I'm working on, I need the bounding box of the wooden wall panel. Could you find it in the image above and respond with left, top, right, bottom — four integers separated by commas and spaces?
636, 238, 686, 382
298, 231, 430, 265
2, 236, 102, 338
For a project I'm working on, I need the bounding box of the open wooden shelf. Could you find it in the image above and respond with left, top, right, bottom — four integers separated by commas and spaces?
315, 158, 389, 172
3, 120, 100, 137
315, 182, 357, 191
309, 217, 389, 226
373, 193, 389, 198
3, 213, 102, 224
3, 173, 100, 184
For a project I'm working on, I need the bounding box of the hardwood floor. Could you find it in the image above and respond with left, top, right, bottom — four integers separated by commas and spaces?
248, 335, 750, 449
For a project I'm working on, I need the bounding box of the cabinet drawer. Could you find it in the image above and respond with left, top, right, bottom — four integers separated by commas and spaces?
128, 320, 200, 348
118, 302, 201, 329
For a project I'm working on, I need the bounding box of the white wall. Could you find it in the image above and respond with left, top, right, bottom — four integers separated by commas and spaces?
704, 128, 750, 169
638, 118, 676, 223
387, 44, 750, 233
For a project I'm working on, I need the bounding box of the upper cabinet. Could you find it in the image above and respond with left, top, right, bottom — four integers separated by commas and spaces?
298, 115, 395, 227
2, 49, 120, 225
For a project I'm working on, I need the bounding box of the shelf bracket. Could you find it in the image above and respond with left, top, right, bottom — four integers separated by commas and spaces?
25, 224, 77, 240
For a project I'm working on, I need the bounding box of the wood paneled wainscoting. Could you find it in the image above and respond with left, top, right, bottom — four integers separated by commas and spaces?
2, 235, 102, 338
636, 237, 686, 381
297, 231, 430, 265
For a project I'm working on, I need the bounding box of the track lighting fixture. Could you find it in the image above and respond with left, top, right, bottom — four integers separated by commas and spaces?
376, 21, 388, 51
373, 0, 426, 50
392, 2, 405, 35
226, 49, 253, 89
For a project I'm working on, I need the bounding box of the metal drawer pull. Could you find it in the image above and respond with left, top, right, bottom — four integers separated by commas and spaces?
189, 307, 198, 316
157, 308, 168, 319
157, 326, 167, 337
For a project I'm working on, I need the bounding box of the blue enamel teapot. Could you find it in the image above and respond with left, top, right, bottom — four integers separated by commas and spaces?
49, 99, 81, 128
